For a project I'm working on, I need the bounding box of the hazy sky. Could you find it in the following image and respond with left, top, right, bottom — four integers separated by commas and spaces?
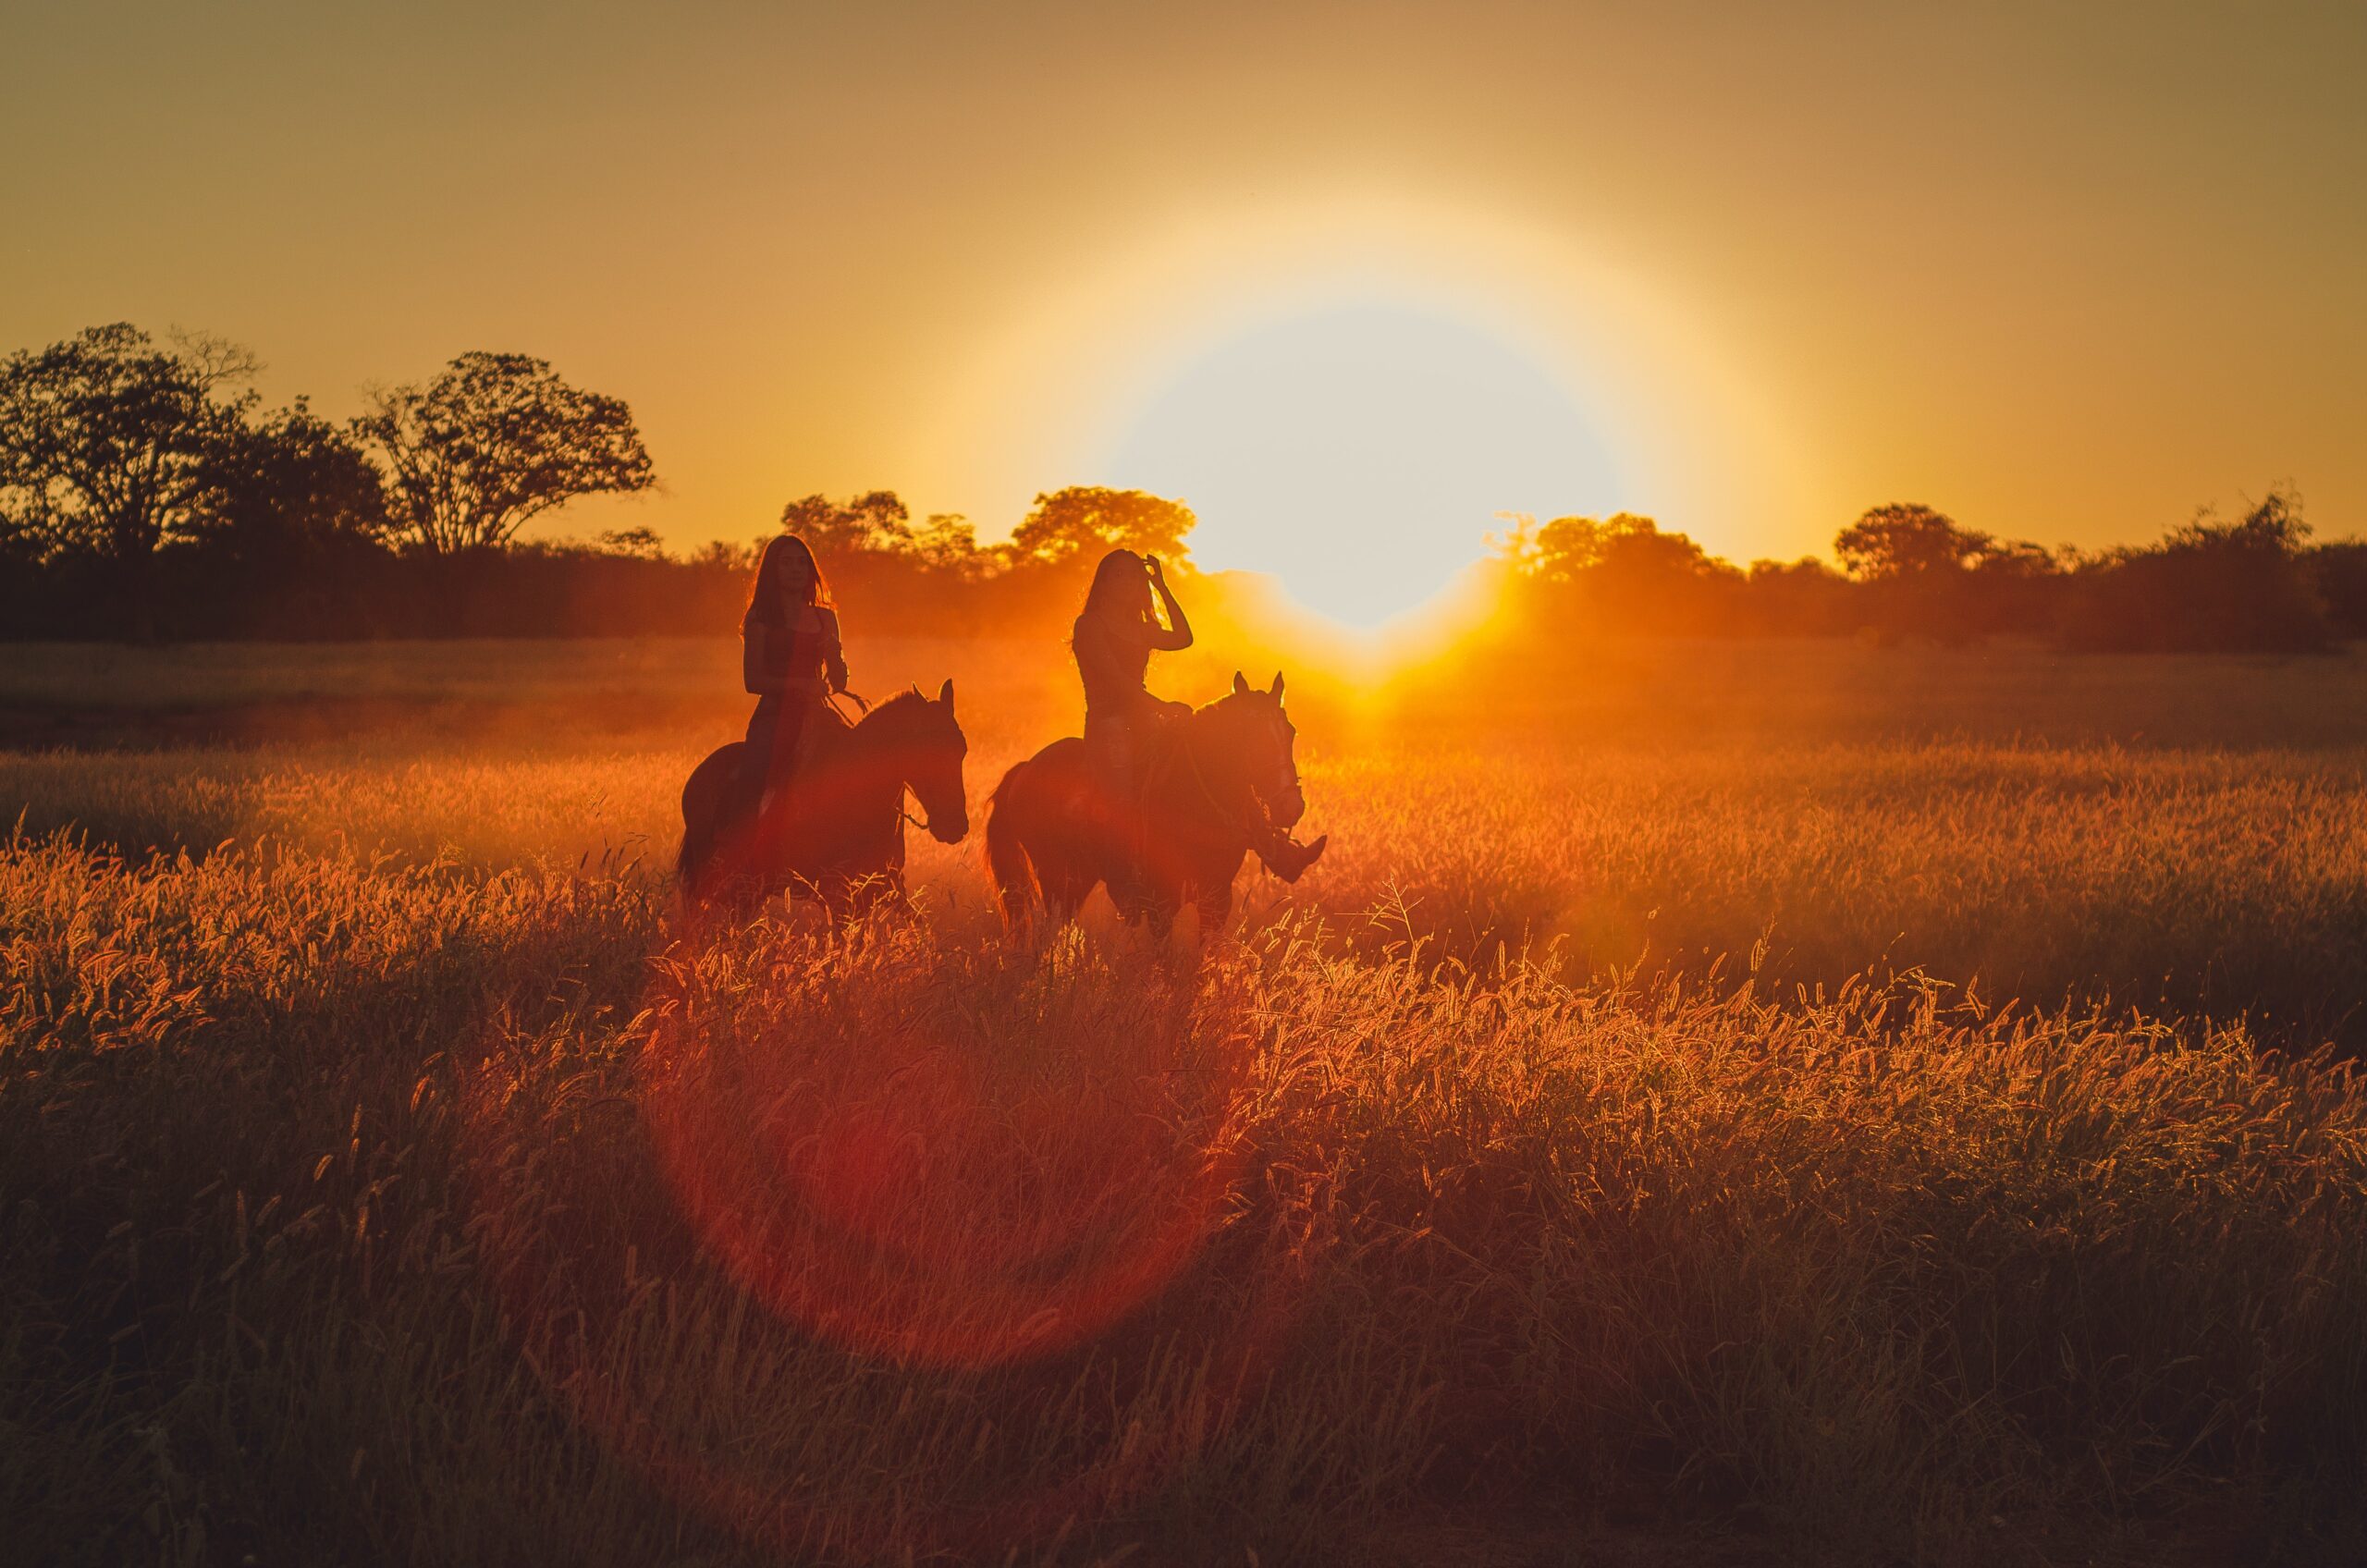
6, 0, 2362, 594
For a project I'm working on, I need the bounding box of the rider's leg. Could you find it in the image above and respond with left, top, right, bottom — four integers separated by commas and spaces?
759, 698, 809, 815
1253, 823, 1329, 882
1084, 714, 1133, 801
730, 696, 779, 826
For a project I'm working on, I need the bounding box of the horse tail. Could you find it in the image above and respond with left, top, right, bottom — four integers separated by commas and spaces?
986, 762, 1038, 926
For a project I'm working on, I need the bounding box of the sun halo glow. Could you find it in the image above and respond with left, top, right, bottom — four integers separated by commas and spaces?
1088, 297, 1625, 631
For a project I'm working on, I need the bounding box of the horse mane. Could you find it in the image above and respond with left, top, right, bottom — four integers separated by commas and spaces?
861, 688, 938, 731
803, 688, 936, 757
1192, 689, 1259, 722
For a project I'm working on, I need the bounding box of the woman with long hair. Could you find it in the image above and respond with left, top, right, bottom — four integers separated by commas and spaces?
732, 533, 848, 827
1073, 547, 1194, 783
1071, 548, 1320, 880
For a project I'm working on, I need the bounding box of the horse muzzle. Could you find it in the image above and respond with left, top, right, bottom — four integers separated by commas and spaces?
927, 808, 969, 845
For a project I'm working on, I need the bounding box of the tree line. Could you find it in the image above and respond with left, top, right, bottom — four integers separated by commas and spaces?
0, 325, 1197, 640
3, 322, 2359, 649
1490, 492, 2365, 652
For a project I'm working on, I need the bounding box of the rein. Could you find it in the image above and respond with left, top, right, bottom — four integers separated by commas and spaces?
1157, 717, 1267, 841
837, 688, 939, 839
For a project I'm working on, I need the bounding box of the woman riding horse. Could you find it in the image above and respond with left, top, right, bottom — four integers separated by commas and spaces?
1071, 549, 1321, 881
678, 534, 969, 912
732, 534, 849, 829
681, 682, 969, 910
987, 668, 1323, 933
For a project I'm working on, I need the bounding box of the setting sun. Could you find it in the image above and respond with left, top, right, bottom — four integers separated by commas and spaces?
1090, 296, 1622, 626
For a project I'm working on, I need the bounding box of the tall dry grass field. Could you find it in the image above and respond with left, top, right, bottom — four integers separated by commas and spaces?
6, 638, 2366, 1565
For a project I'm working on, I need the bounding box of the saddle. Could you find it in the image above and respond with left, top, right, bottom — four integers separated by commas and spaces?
752, 701, 851, 817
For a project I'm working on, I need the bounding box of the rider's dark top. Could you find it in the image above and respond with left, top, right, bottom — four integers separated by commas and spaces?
1073, 611, 1161, 724
743, 604, 847, 699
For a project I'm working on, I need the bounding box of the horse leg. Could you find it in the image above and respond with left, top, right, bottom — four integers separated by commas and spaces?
1105, 855, 1156, 927
1119, 858, 1186, 940
1042, 872, 1089, 925
1181, 846, 1249, 947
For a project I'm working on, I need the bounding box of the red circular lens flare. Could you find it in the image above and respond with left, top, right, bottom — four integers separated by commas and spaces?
458, 924, 1311, 1560
642, 951, 1244, 1368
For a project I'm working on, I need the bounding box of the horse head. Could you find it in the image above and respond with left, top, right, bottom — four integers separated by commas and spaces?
1221, 669, 1306, 829
864, 680, 970, 844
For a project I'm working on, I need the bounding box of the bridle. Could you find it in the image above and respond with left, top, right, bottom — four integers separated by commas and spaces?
1159, 704, 1294, 840
833, 687, 947, 839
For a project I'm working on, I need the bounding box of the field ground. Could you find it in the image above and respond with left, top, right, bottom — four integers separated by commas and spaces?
7, 632, 2367, 749
8, 637, 2365, 1047
6, 637, 2367, 1565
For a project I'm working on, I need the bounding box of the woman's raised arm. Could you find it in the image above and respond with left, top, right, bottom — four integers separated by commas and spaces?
1146, 557, 1194, 651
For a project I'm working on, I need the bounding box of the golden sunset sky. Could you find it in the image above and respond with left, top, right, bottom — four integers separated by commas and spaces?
6, 2, 2361, 617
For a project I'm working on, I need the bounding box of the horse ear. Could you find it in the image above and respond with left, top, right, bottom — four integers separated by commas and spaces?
938, 678, 954, 708
1270, 672, 1285, 699
1232, 670, 1250, 696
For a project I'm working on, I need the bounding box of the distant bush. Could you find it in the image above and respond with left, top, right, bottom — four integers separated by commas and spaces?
2066, 489, 2336, 654
2314, 539, 2367, 639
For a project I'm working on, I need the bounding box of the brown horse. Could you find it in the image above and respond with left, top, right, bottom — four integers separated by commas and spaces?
987, 671, 1317, 935
679, 680, 969, 911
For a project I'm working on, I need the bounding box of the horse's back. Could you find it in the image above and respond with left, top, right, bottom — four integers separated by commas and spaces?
993, 734, 1089, 804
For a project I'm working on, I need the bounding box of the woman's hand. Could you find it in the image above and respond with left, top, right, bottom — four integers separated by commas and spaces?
1146, 556, 1193, 650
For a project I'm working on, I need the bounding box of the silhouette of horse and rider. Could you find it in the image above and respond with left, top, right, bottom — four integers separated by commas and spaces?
678, 536, 1325, 929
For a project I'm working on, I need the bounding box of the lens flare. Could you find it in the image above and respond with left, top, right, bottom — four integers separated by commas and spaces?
462, 906, 1313, 1560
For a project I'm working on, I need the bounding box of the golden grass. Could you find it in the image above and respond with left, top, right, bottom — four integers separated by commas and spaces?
6, 636, 2367, 1563
6, 731, 2361, 1044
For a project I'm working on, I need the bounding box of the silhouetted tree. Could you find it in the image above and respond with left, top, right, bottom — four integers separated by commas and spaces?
1834, 502, 2056, 641
170, 400, 391, 636
191, 400, 387, 563
1961, 538, 2066, 636
1834, 503, 1991, 581
1500, 512, 1708, 582
1742, 557, 1862, 636
772, 494, 998, 581
1007, 486, 1196, 569
778, 490, 916, 555
596, 526, 668, 559
0, 323, 256, 572
909, 513, 987, 577
2312, 540, 2367, 639
2067, 488, 2331, 653
1496, 513, 1744, 635
354, 351, 655, 554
